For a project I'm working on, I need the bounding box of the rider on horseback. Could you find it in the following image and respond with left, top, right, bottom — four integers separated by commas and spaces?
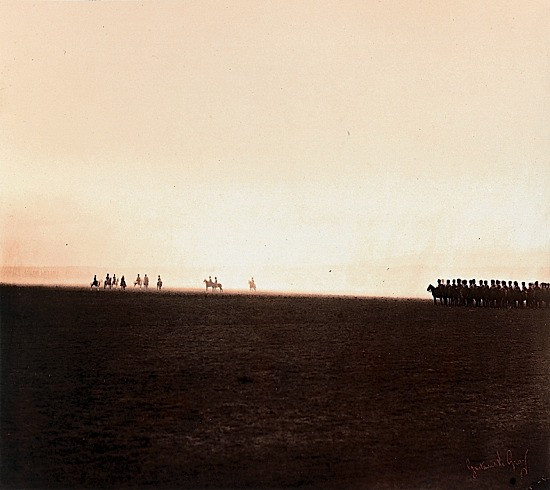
91, 275, 99, 288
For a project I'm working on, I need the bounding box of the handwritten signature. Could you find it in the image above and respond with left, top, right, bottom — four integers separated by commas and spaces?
466, 449, 528, 480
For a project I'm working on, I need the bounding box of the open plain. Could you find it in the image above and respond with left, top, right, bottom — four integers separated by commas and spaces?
1, 285, 549, 489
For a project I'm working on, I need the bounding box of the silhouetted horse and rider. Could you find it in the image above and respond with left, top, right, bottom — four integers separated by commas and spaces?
204, 276, 223, 293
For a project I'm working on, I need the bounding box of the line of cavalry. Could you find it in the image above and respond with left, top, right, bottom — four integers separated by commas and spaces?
427, 279, 550, 308
90, 273, 257, 293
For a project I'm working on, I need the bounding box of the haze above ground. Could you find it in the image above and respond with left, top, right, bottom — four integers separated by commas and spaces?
1, 1, 548, 298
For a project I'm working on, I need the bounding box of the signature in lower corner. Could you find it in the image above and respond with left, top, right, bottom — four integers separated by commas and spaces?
466, 449, 528, 480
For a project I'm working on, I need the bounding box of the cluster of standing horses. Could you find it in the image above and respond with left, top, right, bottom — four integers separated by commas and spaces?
427, 279, 550, 308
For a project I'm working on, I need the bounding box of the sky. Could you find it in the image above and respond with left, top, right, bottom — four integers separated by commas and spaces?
1, 0, 548, 297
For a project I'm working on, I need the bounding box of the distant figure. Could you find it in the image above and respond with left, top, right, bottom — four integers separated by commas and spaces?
120, 276, 127, 290
104, 274, 112, 289
134, 274, 142, 288
249, 277, 256, 292
157, 275, 163, 291
112, 274, 117, 289
91, 275, 100, 289
143, 274, 149, 289
427, 283, 443, 305
204, 278, 223, 293
437, 281, 445, 303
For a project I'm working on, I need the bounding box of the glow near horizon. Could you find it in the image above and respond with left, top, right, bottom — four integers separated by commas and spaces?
0, 1, 548, 297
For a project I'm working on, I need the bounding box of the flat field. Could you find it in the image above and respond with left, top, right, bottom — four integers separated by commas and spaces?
1, 285, 549, 489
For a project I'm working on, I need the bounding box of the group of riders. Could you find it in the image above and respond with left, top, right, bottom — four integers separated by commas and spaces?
91, 274, 257, 293
203, 276, 223, 292
202, 276, 258, 293
428, 278, 550, 308
91, 273, 163, 291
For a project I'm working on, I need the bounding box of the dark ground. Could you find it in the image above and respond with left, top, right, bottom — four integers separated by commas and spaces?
1, 285, 549, 489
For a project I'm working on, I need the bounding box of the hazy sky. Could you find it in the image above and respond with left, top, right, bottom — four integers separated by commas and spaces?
1, 1, 548, 296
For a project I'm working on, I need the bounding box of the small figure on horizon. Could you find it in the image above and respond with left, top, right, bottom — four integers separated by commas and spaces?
249, 277, 256, 292
112, 274, 117, 288
91, 275, 99, 289
204, 277, 223, 293
134, 274, 142, 288
120, 276, 127, 290
157, 275, 162, 291
104, 273, 112, 289
144, 274, 149, 289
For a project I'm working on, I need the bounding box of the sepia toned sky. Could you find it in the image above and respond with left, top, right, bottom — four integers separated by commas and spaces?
1, 1, 548, 296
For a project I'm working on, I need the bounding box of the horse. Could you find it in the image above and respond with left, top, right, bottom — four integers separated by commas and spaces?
157, 276, 163, 291
134, 275, 142, 288
509, 286, 524, 308
90, 277, 100, 290
461, 284, 474, 307
104, 276, 112, 289
427, 284, 443, 305
204, 279, 223, 293
248, 279, 256, 292
449, 284, 461, 306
